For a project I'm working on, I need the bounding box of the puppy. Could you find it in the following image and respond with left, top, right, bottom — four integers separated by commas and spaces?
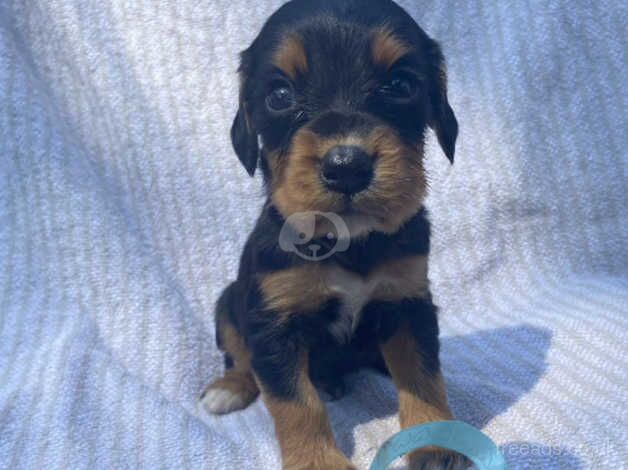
201, 1, 463, 468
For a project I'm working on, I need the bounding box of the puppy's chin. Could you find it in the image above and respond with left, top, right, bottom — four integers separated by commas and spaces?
277, 201, 422, 241
312, 210, 378, 240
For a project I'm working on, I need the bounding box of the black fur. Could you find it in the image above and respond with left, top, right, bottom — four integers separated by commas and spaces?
230, 0, 458, 181
218, 0, 456, 402
219, 204, 438, 400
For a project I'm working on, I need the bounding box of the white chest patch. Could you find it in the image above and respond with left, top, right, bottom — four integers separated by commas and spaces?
327, 268, 376, 334
324, 258, 429, 342
259, 256, 429, 344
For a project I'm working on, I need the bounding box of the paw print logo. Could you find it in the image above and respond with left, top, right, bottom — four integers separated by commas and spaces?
279, 212, 350, 261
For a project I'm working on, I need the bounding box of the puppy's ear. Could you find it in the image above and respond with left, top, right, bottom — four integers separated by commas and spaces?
427, 41, 458, 164
231, 51, 259, 176
231, 103, 258, 176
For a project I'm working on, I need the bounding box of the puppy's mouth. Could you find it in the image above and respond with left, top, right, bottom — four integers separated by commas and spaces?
335, 194, 366, 213
315, 193, 374, 219
335, 188, 386, 218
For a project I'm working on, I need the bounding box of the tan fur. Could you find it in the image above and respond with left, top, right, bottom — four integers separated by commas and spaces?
202, 319, 259, 412
259, 354, 355, 470
259, 256, 429, 320
355, 126, 426, 234
372, 28, 412, 69
381, 326, 452, 424
272, 129, 345, 218
380, 327, 459, 469
265, 149, 286, 188
273, 34, 309, 80
260, 263, 330, 316
372, 255, 430, 302
201, 369, 259, 414
272, 126, 426, 236
220, 320, 252, 373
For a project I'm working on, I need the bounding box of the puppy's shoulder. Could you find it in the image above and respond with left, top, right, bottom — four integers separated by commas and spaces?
237, 202, 297, 280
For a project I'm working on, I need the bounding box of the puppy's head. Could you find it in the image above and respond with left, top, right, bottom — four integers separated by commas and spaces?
232, 0, 457, 237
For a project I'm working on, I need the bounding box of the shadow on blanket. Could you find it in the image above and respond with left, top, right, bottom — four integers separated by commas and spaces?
325, 325, 583, 468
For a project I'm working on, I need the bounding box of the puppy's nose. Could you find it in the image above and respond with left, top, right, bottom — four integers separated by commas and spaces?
321, 146, 373, 195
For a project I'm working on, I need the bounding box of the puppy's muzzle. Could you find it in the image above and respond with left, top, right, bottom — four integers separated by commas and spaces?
320, 145, 374, 195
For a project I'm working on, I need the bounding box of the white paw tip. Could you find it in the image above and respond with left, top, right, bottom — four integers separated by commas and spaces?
199, 387, 247, 415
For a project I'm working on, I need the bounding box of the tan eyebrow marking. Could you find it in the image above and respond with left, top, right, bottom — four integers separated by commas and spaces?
273, 34, 308, 79
371, 27, 412, 69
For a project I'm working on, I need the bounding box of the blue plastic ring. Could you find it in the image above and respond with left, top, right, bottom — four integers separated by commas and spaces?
369, 421, 507, 470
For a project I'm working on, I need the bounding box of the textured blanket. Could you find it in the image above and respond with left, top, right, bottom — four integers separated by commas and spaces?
1, 1, 626, 469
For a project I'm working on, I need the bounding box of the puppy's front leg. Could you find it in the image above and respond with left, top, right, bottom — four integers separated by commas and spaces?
378, 299, 467, 470
250, 325, 355, 470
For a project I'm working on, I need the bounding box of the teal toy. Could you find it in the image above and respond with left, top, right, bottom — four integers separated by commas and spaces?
370, 421, 507, 470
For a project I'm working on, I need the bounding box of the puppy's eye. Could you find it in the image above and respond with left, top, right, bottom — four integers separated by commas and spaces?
378, 73, 418, 103
266, 86, 295, 112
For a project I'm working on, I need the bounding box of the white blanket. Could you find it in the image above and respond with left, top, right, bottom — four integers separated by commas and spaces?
1, 1, 626, 469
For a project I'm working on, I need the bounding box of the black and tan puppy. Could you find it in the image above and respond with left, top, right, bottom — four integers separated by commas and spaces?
201, 0, 463, 468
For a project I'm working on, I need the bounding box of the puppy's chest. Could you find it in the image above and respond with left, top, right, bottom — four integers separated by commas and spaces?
327, 267, 389, 313
260, 255, 429, 340
324, 267, 393, 341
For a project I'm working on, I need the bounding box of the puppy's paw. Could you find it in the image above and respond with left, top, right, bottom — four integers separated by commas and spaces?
199, 373, 259, 415
408, 449, 469, 470
199, 387, 248, 415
